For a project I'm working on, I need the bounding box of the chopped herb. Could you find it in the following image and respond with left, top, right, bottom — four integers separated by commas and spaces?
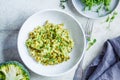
87, 38, 96, 50
110, 12, 118, 22
96, 5, 102, 13
96, 5, 103, 16
60, 0, 68, 9
60, 0, 68, 2
60, 3, 65, 9
106, 16, 110, 22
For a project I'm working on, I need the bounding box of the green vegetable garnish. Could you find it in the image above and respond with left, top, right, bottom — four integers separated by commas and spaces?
81, 0, 112, 15
87, 38, 96, 50
106, 16, 110, 22
106, 11, 118, 28
60, 0, 68, 9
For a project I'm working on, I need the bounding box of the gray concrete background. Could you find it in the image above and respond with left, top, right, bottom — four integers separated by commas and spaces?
1, 0, 119, 80
0, 0, 82, 80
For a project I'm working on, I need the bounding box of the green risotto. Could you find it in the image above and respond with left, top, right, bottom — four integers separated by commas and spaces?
25, 21, 74, 65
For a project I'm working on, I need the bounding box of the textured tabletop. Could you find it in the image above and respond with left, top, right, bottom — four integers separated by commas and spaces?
0, 0, 80, 80
0, 0, 120, 80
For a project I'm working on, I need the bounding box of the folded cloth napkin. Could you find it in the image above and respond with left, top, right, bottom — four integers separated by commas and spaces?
74, 36, 120, 80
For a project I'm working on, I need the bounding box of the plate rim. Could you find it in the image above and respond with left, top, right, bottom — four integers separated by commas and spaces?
17, 9, 86, 77
72, 0, 120, 19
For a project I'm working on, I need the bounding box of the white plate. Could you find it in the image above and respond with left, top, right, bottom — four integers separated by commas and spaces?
17, 9, 86, 77
72, 0, 119, 19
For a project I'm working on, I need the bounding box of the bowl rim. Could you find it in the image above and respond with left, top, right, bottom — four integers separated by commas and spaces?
17, 9, 86, 77
72, 0, 120, 19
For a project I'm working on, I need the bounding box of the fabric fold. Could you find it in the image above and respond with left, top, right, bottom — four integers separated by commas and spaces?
74, 36, 120, 80
83, 36, 120, 80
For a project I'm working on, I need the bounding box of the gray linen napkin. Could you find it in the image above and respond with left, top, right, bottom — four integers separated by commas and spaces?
74, 36, 120, 80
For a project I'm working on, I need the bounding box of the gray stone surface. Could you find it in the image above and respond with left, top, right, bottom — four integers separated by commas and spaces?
0, 0, 36, 30
0, 30, 20, 62
0, 0, 76, 80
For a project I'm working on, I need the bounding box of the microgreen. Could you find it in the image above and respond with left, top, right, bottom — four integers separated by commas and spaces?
87, 38, 96, 50
60, 0, 68, 9
106, 11, 118, 28
81, 0, 112, 16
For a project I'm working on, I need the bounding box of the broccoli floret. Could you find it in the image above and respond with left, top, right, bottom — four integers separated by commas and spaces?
0, 61, 30, 80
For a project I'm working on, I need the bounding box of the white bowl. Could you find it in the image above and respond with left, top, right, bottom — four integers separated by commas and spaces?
17, 9, 86, 77
72, 0, 119, 19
